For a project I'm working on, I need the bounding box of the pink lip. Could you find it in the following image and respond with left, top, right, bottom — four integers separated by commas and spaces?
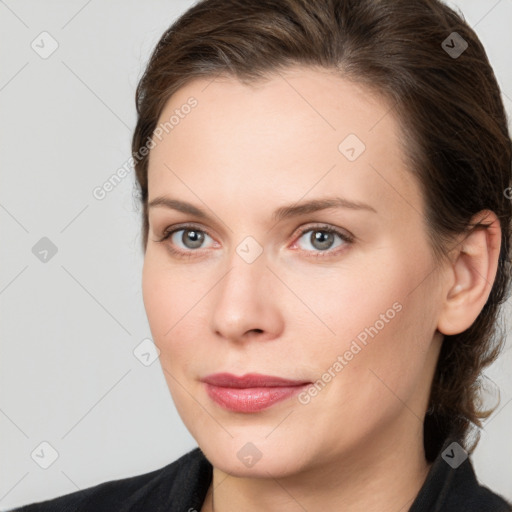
201, 373, 311, 412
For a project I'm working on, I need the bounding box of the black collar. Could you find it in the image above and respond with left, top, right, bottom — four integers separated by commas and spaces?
409, 436, 511, 511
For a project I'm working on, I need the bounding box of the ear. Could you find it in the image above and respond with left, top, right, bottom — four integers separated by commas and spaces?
437, 210, 501, 336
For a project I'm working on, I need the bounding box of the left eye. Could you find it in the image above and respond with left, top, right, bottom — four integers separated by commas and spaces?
294, 227, 351, 254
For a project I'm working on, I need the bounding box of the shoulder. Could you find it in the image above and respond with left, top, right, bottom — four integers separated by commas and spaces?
411, 438, 511, 512
443, 461, 512, 512
8, 447, 212, 512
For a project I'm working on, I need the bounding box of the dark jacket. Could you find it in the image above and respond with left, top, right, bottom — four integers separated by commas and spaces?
9, 437, 511, 511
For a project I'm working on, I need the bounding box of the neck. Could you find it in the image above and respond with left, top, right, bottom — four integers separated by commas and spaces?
202, 421, 431, 512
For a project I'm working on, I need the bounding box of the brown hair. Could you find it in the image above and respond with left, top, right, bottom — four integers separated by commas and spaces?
131, 0, 512, 461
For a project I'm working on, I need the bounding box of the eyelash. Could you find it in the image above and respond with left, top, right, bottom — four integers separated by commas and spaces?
155, 223, 354, 259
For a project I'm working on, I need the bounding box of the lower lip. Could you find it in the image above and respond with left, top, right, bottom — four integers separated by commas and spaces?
204, 383, 309, 412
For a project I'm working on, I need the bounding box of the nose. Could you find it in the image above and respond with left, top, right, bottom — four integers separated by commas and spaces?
209, 248, 284, 344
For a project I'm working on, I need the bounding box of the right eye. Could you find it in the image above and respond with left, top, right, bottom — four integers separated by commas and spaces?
156, 224, 219, 257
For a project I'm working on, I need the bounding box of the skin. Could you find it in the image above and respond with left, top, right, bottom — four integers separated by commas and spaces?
141, 66, 501, 511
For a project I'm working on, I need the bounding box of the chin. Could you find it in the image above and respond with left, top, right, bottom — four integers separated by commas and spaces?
201, 437, 310, 478
189, 429, 314, 478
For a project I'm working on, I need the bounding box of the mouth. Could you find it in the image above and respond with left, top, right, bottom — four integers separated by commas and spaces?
201, 373, 311, 413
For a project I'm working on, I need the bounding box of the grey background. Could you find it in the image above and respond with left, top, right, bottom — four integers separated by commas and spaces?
1, 0, 511, 509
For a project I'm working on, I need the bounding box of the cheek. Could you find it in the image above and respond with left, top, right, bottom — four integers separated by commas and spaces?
288, 259, 407, 353
142, 253, 187, 349
142, 257, 168, 338
306, 251, 439, 395
142, 253, 206, 373
142, 258, 199, 414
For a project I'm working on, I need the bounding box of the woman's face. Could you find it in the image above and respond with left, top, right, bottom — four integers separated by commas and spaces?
142, 67, 446, 477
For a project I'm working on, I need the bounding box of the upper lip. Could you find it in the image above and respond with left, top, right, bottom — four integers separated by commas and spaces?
201, 373, 311, 388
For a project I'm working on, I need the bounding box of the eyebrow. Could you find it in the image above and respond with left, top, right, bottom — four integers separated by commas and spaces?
148, 196, 376, 222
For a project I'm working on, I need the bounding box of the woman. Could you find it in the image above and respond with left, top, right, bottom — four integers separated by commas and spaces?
12, 0, 512, 510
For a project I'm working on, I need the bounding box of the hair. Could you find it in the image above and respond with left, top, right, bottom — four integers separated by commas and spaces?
131, 0, 512, 461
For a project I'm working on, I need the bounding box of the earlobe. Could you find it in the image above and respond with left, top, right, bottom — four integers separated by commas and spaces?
437, 210, 501, 336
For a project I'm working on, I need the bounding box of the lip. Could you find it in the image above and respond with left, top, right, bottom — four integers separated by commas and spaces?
201, 373, 311, 412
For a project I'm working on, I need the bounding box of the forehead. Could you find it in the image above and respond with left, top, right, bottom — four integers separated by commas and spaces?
147, 66, 423, 223
154, 67, 395, 155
